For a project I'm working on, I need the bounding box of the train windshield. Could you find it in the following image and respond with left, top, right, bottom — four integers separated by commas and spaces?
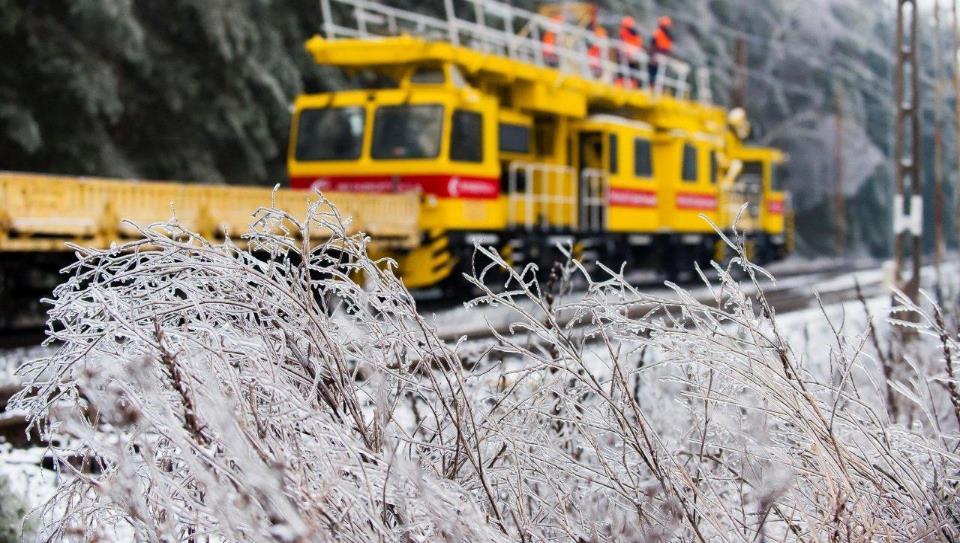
295, 107, 365, 161
741, 161, 763, 189
372, 104, 443, 159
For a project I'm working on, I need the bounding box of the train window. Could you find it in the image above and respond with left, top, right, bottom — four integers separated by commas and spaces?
499, 123, 531, 154
295, 107, 365, 161
742, 161, 763, 182
371, 104, 443, 159
771, 163, 785, 191
410, 66, 446, 84
681, 144, 698, 183
353, 69, 399, 89
709, 151, 719, 184
633, 138, 653, 178
741, 161, 763, 193
739, 161, 763, 218
451, 110, 483, 163
608, 134, 619, 174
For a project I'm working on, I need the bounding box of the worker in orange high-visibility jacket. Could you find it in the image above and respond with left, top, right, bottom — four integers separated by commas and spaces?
542, 14, 564, 67
617, 16, 643, 87
588, 25, 608, 78
648, 16, 673, 89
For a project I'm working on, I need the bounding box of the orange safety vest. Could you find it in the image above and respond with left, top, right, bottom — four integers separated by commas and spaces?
543, 30, 557, 57
589, 41, 601, 67
620, 26, 643, 50
589, 28, 607, 69
653, 26, 672, 54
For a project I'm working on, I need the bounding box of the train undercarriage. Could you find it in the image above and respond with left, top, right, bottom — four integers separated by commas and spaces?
408, 227, 790, 298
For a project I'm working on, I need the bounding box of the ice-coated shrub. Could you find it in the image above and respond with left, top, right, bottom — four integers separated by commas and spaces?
11, 201, 960, 541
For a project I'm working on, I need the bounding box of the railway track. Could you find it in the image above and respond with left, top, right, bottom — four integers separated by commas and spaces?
429, 258, 885, 343
0, 257, 875, 350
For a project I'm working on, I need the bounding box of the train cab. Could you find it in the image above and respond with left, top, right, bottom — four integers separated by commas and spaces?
288, 62, 511, 288
572, 115, 659, 235
653, 131, 722, 234
729, 146, 789, 262
288, 62, 504, 235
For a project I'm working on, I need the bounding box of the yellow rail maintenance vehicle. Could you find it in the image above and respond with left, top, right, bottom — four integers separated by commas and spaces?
289, 0, 792, 289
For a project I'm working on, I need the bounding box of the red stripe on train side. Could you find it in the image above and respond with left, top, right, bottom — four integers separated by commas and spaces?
290, 175, 501, 200
608, 187, 658, 208
766, 199, 785, 215
676, 193, 718, 211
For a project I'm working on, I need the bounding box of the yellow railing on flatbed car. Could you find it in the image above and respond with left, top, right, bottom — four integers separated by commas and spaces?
0, 172, 420, 251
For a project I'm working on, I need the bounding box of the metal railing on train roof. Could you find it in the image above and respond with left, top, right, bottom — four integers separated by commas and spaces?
319, 0, 712, 103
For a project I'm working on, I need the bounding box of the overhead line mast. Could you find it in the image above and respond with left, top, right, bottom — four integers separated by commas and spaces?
953, 0, 960, 251
893, 0, 922, 303
834, 85, 846, 255
934, 0, 946, 283
732, 37, 747, 108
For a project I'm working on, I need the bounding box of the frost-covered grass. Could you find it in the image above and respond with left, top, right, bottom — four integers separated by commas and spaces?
9, 202, 960, 541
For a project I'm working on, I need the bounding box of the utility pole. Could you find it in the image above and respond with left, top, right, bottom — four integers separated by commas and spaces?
893, 0, 922, 303
732, 37, 747, 108
934, 0, 945, 280
834, 86, 846, 255
953, 0, 960, 249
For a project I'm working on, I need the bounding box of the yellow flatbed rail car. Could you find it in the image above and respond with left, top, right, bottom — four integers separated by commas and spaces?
0, 172, 420, 252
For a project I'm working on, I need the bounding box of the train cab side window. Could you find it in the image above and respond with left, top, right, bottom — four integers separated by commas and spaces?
608, 134, 619, 174
681, 144, 698, 183
451, 110, 483, 163
709, 151, 719, 184
499, 123, 531, 154
633, 138, 653, 178
742, 161, 762, 193
295, 107, 365, 161
771, 163, 785, 191
742, 161, 763, 183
